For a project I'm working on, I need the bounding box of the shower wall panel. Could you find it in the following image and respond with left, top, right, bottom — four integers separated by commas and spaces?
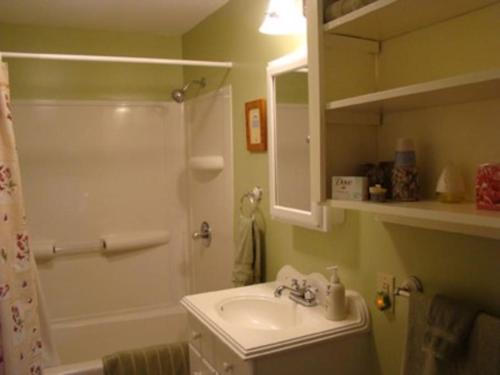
13, 100, 188, 320
185, 86, 234, 293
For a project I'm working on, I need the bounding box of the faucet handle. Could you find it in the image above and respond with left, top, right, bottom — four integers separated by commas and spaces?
304, 286, 318, 303
290, 278, 299, 290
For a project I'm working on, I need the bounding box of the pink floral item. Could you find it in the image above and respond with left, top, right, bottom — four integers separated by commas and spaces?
476, 163, 500, 211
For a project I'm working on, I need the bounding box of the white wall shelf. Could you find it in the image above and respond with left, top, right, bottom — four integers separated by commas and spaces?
327, 199, 500, 239
323, 0, 498, 41
325, 68, 500, 115
189, 156, 224, 171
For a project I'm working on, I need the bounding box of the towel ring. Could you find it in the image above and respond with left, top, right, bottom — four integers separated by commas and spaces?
240, 186, 263, 218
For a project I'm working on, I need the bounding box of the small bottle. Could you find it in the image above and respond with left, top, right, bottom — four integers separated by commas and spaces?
325, 266, 346, 321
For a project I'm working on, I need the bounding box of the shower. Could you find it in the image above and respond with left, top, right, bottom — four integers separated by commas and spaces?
171, 77, 206, 103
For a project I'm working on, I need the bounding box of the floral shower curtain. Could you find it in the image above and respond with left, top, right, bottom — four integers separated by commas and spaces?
0, 62, 44, 374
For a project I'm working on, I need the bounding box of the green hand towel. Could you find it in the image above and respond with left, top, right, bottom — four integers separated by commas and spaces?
103, 342, 189, 375
232, 215, 262, 287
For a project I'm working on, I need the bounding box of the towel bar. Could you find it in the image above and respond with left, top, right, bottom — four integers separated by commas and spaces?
395, 276, 423, 298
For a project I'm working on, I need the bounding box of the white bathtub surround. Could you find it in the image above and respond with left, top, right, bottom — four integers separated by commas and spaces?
13, 88, 233, 370
50, 304, 187, 364
14, 101, 189, 319
186, 86, 234, 293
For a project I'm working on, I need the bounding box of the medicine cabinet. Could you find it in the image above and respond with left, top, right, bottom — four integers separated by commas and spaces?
267, 50, 336, 231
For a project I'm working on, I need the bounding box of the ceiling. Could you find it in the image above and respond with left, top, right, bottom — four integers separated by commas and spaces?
0, 0, 230, 35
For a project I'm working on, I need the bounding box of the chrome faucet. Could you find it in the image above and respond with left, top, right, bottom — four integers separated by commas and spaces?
274, 278, 300, 297
274, 278, 318, 307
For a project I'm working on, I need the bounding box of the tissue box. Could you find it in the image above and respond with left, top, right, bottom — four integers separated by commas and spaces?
332, 176, 368, 201
476, 163, 500, 211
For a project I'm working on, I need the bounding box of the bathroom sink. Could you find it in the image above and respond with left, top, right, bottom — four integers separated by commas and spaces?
217, 296, 302, 330
181, 265, 370, 359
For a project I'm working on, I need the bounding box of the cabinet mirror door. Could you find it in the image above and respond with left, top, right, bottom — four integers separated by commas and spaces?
267, 51, 329, 230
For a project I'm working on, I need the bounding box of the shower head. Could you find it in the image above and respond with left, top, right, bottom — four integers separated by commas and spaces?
171, 77, 206, 103
171, 89, 185, 103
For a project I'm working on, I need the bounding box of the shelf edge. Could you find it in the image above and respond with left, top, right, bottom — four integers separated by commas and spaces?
325, 68, 500, 112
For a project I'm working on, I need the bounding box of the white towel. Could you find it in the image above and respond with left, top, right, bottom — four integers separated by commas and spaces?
232, 215, 262, 287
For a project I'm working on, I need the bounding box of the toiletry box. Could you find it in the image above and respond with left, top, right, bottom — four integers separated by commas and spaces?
476, 163, 500, 211
332, 176, 368, 201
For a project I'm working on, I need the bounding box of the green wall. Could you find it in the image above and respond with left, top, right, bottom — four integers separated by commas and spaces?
183, 1, 500, 375
0, 23, 183, 100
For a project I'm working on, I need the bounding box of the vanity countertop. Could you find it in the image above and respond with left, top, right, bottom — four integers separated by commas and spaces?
181, 280, 370, 360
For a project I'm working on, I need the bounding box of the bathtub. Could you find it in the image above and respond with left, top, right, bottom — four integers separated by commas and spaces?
44, 304, 188, 375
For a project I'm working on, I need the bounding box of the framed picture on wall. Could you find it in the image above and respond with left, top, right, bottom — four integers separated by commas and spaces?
245, 99, 267, 152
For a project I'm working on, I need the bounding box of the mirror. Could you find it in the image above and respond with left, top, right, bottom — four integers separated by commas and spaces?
275, 65, 310, 211
267, 51, 330, 230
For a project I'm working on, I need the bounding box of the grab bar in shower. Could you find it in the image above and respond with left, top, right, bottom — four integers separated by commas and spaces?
54, 239, 104, 255
31, 230, 170, 261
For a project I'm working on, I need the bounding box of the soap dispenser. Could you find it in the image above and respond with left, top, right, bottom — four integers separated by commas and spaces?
325, 266, 346, 321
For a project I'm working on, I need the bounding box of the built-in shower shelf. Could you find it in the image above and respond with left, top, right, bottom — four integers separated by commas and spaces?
327, 199, 500, 240
189, 156, 225, 171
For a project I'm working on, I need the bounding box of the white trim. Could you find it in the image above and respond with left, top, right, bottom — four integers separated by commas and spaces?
267, 49, 332, 231
2, 51, 233, 68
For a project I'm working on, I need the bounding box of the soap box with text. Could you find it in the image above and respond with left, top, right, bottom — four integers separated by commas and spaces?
332, 176, 368, 201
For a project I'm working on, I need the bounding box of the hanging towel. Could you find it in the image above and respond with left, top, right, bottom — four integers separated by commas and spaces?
422, 295, 478, 361
459, 313, 500, 375
401, 292, 429, 375
232, 215, 262, 287
102, 342, 189, 375
402, 293, 499, 375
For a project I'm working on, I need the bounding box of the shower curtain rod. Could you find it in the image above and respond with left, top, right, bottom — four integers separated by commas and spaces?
0, 51, 233, 68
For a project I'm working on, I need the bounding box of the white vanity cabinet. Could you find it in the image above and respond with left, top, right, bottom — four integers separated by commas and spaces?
187, 314, 253, 375
186, 311, 371, 375
304, 0, 500, 239
181, 276, 373, 375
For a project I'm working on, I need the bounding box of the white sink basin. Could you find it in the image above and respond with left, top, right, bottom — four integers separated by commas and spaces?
181, 267, 370, 359
217, 296, 302, 330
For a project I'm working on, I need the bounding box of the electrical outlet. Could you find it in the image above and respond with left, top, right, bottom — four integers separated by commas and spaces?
377, 273, 395, 312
